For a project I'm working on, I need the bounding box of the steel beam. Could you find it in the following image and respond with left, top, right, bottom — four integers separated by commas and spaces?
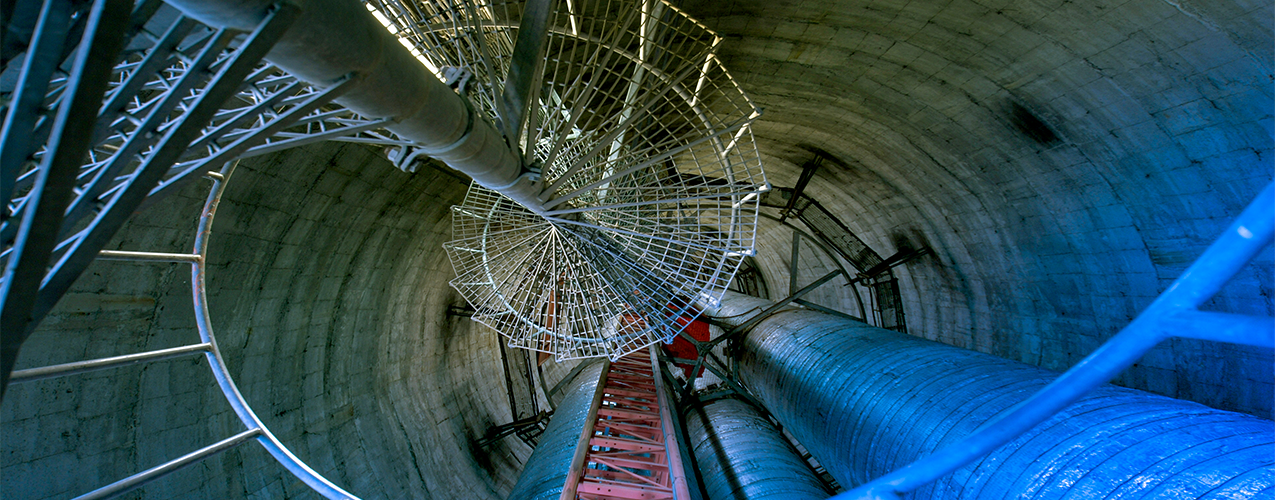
778, 154, 822, 222
72, 428, 262, 500
789, 231, 800, 294
9, 343, 212, 383
0, 0, 131, 398
0, 0, 77, 211
499, 0, 556, 156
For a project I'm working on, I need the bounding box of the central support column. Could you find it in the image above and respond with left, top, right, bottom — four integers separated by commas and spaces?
164, 0, 545, 212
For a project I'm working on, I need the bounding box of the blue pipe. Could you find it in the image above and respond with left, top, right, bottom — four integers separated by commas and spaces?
715, 304, 1274, 499
828, 181, 1275, 499
507, 361, 605, 500
684, 396, 830, 500
701, 290, 1274, 499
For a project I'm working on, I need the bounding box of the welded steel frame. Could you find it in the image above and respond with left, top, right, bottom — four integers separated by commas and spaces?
1, 1, 411, 392
2, 0, 311, 390
833, 182, 1275, 500
1, 0, 133, 395
7, 160, 360, 499
760, 206, 868, 323
674, 267, 845, 400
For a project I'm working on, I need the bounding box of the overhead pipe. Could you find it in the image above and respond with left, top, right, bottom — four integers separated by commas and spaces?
704, 292, 1274, 499
163, 0, 545, 211
507, 361, 606, 500
684, 396, 830, 500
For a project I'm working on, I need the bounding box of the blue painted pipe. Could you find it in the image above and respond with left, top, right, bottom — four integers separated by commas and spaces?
507, 361, 605, 500
684, 396, 830, 500
706, 293, 1274, 499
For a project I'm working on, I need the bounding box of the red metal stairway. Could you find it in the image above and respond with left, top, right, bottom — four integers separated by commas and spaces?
563, 347, 690, 500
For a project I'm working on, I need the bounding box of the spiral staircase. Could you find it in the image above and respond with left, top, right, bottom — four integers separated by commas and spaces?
1, 0, 762, 497
397, 0, 770, 360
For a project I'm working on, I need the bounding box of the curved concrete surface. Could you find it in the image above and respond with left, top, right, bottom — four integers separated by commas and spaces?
2, 0, 1271, 498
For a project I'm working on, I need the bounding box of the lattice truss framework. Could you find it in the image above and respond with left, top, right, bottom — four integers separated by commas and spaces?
1, 5, 416, 305
366, 0, 767, 360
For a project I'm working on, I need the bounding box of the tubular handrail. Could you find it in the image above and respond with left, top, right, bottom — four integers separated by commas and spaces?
191, 160, 360, 499
833, 181, 1275, 500
8, 343, 212, 383
650, 345, 694, 500
8, 160, 359, 499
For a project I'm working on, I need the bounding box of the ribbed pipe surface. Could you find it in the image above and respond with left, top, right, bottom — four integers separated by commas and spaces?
507, 361, 604, 500
708, 293, 1275, 499
685, 397, 829, 500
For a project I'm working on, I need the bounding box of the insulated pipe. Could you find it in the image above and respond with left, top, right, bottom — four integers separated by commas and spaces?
684, 396, 829, 500
163, 0, 543, 210
508, 361, 605, 500
705, 292, 1275, 499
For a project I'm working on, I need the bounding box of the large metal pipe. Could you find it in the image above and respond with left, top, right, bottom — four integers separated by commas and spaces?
163, 0, 543, 209
507, 360, 605, 500
705, 292, 1275, 499
684, 396, 829, 500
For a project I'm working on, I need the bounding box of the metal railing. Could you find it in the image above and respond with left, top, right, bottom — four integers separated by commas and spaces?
832, 181, 1275, 500
10, 160, 359, 499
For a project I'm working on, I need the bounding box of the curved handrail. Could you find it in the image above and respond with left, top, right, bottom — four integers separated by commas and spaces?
191, 160, 360, 500
832, 181, 1275, 500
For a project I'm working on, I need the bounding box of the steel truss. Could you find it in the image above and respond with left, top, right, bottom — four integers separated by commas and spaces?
1, 0, 419, 393
1, 1, 435, 497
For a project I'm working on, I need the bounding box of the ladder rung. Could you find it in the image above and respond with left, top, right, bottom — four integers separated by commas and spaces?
586, 454, 671, 474
577, 482, 673, 500
9, 343, 213, 383
97, 250, 201, 263
598, 407, 660, 421
591, 435, 665, 453
604, 387, 656, 399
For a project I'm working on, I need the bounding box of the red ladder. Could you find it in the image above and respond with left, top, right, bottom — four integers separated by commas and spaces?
566, 347, 689, 500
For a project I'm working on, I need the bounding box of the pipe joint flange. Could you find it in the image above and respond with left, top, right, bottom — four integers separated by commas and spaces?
483, 170, 539, 191
419, 91, 480, 158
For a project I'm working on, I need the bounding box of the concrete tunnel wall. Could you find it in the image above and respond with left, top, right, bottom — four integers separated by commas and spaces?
1, 0, 1273, 498
0, 142, 580, 499
678, 0, 1273, 417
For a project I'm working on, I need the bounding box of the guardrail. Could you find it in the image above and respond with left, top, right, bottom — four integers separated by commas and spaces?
11, 161, 359, 500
